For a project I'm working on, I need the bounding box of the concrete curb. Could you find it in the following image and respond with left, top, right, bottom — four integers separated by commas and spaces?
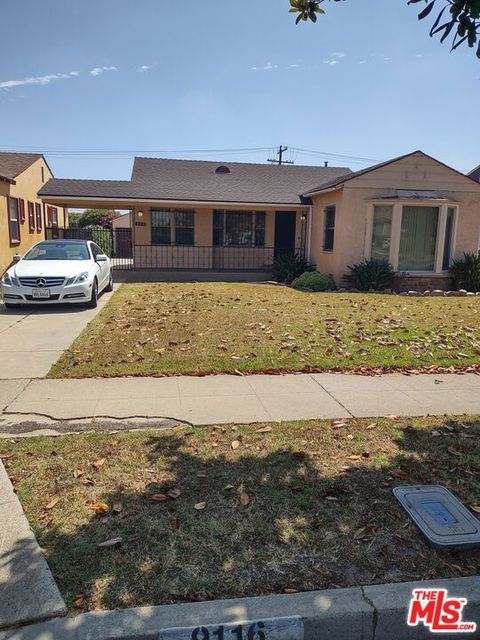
1, 577, 479, 640
0, 463, 66, 630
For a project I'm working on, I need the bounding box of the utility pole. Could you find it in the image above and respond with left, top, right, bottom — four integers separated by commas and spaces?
267, 145, 294, 165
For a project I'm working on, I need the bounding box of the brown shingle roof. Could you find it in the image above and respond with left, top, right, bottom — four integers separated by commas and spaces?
39, 157, 352, 205
0, 152, 42, 183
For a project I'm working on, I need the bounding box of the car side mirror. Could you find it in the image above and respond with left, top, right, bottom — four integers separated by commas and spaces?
96, 254, 108, 262
12, 255, 22, 263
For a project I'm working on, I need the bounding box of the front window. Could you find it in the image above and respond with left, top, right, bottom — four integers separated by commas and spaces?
24, 242, 90, 261
8, 197, 20, 244
151, 208, 195, 245
323, 206, 336, 251
28, 202, 35, 232
213, 210, 265, 247
35, 203, 42, 231
175, 209, 194, 245
398, 206, 439, 271
371, 205, 393, 261
442, 207, 455, 271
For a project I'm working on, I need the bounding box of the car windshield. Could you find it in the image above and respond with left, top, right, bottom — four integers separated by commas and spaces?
23, 242, 90, 261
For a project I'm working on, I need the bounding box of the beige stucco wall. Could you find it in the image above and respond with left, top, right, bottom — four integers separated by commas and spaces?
0, 158, 66, 273
310, 153, 480, 286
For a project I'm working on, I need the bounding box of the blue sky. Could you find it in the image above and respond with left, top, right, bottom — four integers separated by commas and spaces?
0, 0, 479, 179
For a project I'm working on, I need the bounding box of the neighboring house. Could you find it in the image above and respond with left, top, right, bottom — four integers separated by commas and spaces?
38, 150, 480, 289
0, 152, 67, 273
467, 164, 480, 182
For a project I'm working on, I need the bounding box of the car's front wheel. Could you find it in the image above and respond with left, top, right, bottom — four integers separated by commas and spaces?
105, 271, 113, 292
87, 280, 98, 309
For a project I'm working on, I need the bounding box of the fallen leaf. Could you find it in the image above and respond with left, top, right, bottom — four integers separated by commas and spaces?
366, 423, 377, 430
168, 488, 181, 499
256, 426, 272, 433
231, 440, 241, 450
74, 595, 85, 609
194, 501, 206, 510
91, 501, 109, 514
324, 496, 339, 501
112, 502, 123, 513
284, 588, 298, 594
196, 471, 207, 478
150, 493, 168, 503
238, 485, 251, 506
353, 526, 368, 540
0, 452, 14, 459
224, 484, 234, 490
471, 505, 480, 515
45, 497, 60, 510
331, 420, 347, 429
93, 458, 106, 469
97, 537, 122, 548
73, 468, 85, 478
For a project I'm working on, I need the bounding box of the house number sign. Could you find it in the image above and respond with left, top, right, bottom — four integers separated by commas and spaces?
160, 616, 304, 640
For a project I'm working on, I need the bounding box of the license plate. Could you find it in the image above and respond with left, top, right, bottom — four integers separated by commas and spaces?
31, 289, 51, 299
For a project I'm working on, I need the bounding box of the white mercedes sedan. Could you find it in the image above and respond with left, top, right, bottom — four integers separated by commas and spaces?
1, 240, 113, 310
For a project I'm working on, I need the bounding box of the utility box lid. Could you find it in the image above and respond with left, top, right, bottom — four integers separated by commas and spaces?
393, 484, 480, 549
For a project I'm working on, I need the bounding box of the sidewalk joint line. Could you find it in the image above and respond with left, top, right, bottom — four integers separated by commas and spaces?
308, 374, 355, 418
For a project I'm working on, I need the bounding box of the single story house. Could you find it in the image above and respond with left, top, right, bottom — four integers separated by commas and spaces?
0, 152, 67, 274
38, 150, 480, 289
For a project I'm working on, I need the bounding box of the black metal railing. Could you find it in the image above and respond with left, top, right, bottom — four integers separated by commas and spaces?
133, 245, 276, 271
45, 227, 133, 270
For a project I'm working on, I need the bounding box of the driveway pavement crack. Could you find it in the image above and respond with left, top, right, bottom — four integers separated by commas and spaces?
1, 410, 194, 426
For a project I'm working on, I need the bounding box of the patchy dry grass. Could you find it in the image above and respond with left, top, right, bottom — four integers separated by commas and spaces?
2, 416, 479, 612
49, 283, 480, 378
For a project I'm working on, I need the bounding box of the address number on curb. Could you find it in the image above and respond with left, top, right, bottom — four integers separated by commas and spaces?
159, 616, 304, 640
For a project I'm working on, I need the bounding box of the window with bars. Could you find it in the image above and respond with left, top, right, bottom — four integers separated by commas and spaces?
213, 210, 266, 246
175, 209, 195, 245
323, 205, 336, 251
151, 209, 171, 245
151, 208, 195, 245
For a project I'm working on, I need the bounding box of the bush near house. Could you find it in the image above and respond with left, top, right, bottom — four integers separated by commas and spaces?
451, 252, 480, 292
272, 252, 315, 284
344, 259, 395, 292
291, 271, 335, 292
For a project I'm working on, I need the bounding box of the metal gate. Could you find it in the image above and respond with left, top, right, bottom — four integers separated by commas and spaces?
45, 227, 133, 270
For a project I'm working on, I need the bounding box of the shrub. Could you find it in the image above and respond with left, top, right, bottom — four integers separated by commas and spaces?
291, 271, 335, 292
344, 258, 395, 292
450, 252, 480, 292
272, 252, 315, 284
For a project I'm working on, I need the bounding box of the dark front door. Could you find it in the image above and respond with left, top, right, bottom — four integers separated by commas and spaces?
274, 211, 296, 257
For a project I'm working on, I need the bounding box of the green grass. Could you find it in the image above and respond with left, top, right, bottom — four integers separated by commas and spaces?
2, 416, 479, 613
49, 283, 480, 378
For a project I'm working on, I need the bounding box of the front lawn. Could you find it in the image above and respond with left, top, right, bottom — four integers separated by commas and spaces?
2, 416, 479, 612
49, 283, 480, 378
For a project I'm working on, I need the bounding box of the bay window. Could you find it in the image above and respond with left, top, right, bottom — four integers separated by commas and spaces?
371, 205, 393, 261
368, 202, 457, 272
398, 206, 439, 271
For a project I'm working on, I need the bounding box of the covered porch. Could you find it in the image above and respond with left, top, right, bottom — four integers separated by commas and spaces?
41, 194, 311, 273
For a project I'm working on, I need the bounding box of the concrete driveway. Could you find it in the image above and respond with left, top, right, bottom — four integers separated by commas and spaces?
0, 289, 114, 379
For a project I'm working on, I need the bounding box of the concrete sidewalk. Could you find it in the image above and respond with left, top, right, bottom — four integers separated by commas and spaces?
1, 372, 479, 426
